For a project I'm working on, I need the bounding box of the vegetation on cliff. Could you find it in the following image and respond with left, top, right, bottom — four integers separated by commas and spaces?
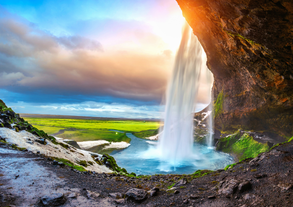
213, 90, 224, 118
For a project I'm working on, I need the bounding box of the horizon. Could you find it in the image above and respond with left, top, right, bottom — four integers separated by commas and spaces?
0, 0, 212, 118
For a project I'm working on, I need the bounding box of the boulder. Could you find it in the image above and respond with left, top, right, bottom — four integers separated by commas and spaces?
125, 188, 147, 201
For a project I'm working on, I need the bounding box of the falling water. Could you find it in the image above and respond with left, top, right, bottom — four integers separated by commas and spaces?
110, 22, 234, 175
201, 63, 214, 148
158, 22, 210, 165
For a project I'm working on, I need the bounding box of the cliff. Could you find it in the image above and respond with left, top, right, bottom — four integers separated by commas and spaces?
177, 0, 293, 140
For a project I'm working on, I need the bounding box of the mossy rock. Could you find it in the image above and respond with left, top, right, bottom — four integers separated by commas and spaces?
78, 160, 88, 167
216, 130, 270, 161
102, 154, 128, 174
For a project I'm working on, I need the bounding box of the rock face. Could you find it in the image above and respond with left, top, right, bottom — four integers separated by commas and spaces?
177, 0, 293, 139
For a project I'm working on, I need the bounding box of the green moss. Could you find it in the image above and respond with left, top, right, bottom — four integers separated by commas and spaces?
168, 183, 175, 189
270, 136, 293, 150
213, 90, 224, 118
52, 157, 86, 172
251, 169, 257, 172
73, 165, 86, 172
78, 160, 88, 167
232, 133, 269, 161
10, 144, 26, 151
88, 161, 94, 165
224, 163, 236, 171
217, 131, 269, 162
192, 170, 213, 179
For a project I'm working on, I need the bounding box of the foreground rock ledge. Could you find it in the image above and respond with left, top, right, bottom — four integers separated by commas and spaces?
1, 137, 293, 206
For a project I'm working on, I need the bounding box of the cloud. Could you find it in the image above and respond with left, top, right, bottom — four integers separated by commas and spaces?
0, 10, 173, 104
57, 36, 103, 51
0, 72, 25, 86
8, 100, 163, 119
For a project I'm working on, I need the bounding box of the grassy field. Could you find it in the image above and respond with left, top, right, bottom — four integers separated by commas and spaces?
133, 129, 159, 139
25, 117, 160, 143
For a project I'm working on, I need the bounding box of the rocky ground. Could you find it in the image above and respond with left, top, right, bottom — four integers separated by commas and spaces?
1, 137, 293, 207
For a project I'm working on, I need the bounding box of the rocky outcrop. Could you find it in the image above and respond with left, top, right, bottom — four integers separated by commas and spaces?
193, 105, 212, 144
177, 0, 293, 139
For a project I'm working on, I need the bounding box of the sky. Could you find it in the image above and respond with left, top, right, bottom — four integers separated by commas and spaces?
0, 0, 212, 119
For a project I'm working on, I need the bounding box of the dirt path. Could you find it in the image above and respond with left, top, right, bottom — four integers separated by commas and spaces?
1, 140, 293, 206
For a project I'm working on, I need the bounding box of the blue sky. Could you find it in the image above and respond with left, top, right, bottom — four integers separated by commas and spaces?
0, 0, 210, 118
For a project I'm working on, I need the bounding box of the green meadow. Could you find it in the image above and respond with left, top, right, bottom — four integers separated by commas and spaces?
25, 117, 160, 143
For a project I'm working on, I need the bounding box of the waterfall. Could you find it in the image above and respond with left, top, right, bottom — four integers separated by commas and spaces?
158, 22, 211, 166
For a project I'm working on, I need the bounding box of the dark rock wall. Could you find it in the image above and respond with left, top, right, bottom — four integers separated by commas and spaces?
177, 0, 293, 138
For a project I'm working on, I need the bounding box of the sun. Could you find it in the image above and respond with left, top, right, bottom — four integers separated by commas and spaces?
151, 12, 186, 53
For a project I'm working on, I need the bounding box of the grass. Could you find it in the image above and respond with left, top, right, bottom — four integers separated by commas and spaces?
133, 128, 159, 139
34, 126, 64, 135
192, 170, 213, 179
25, 117, 160, 143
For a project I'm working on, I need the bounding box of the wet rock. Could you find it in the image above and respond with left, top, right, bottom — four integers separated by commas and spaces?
125, 188, 147, 201
183, 199, 189, 204
109, 192, 122, 199
243, 193, 254, 201
40, 193, 66, 206
63, 139, 81, 149
208, 195, 216, 199
238, 181, 252, 193
254, 174, 267, 179
57, 162, 65, 167
0, 193, 5, 202
174, 178, 187, 187
53, 160, 59, 165
189, 194, 200, 199
218, 179, 238, 196
268, 149, 283, 157
115, 199, 125, 204
67, 193, 77, 198
174, 190, 180, 194
85, 190, 100, 199
277, 183, 293, 191
36, 138, 47, 145
147, 187, 159, 197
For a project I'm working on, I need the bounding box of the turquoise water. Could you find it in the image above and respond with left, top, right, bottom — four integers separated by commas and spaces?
110, 133, 234, 175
